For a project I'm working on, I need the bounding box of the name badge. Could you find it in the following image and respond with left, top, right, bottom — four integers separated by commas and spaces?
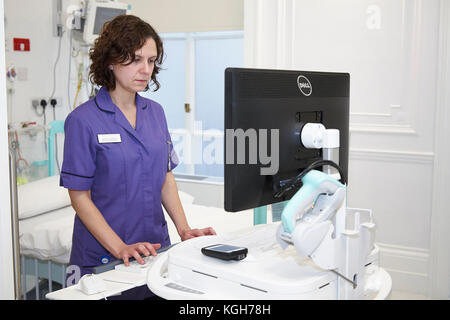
97, 134, 121, 144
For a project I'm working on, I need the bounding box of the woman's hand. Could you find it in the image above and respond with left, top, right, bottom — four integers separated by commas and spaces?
116, 242, 161, 266
161, 172, 217, 242
180, 227, 216, 241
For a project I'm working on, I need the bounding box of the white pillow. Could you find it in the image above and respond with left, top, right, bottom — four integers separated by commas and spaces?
17, 177, 193, 220
178, 190, 195, 204
18, 175, 71, 220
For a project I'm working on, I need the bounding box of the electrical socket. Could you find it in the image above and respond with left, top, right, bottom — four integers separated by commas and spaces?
50, 97, 63, 108
31, 97, 63, 109
31, 99, 40, 109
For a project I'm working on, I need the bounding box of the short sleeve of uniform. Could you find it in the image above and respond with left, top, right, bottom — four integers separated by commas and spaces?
168, 137, 179, 172
157, 103, 179, 172
60, 113, 97, 190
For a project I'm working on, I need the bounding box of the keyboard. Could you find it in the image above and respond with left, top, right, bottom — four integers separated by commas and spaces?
114, 255, 156, 274
92, 243, 178, 275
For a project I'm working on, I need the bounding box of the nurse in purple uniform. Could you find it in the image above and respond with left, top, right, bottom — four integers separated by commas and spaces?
60, 15, 216, 297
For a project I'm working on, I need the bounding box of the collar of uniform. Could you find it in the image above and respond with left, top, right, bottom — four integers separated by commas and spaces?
95, 86, 148, 112
135, 92, 148, 110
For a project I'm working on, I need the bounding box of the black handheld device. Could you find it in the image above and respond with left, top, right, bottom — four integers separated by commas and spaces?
201, 244, 248, 261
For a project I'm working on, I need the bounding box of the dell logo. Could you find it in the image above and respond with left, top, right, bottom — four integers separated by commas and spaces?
297, 75, 312, 96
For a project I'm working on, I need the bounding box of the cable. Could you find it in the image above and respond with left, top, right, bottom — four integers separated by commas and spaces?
274, 160, 346, 199
67, 29, 74, 111
40, 100, 48, 154
46, 28, 63, 172
84, 62, 91, 98
34, 102, 45, 117
50, 99, 61, 175
72, 63, 83, 109
55, 135, 61, 175
52, 104, 57, 121
13, 131, 29, 168
49, 30, 64, 102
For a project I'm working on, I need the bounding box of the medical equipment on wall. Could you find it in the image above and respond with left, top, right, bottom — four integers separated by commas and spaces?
8, 123, 49, 185
6, 64, 16, 124
6, 64, 17, 82
7, 120, 65, 186
65, 1, 130, 110
66, 0, 130, 45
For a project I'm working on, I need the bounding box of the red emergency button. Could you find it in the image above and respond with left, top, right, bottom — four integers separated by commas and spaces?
13, 38, 30, 52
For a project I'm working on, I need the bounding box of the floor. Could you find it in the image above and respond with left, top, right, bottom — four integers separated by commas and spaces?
390, 290, 430, 300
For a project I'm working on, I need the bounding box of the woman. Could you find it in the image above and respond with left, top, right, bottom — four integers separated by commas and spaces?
60, 15, 216, 297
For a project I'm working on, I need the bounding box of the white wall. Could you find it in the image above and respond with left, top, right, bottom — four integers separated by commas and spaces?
4, 0, 82, 125
0, 0, 15, 300
127, 0, 243, 33
244, 0, 449, 297
429, 0, 450, 299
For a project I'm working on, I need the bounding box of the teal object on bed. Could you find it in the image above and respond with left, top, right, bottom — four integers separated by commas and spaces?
47, 120, 65, 177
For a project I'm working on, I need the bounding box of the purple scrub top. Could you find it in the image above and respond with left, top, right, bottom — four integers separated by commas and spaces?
60, 86, 179, 276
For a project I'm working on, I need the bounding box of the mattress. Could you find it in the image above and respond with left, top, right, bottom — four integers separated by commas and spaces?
19, 206, 76, 264
19, 203, 255, 265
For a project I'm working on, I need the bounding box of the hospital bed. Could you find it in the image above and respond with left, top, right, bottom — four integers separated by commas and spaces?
17, 120, 254, 299
18, 175, 73, 299
18, 174, 253, 299
16, 120, 69, 300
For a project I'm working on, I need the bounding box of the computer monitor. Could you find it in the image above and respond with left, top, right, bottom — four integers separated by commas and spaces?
224, 68, 349, 212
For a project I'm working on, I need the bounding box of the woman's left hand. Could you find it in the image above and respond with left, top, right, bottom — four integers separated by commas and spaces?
180, 227, 216, 241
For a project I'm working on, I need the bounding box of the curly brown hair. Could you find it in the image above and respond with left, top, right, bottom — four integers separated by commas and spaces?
88, 15, 164, 91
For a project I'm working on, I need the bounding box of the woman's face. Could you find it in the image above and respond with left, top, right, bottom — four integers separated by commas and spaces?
111, 37, 158, 94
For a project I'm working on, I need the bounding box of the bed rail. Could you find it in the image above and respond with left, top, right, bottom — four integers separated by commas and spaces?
9, 143, 22, 300
48, 120, 65, 176
13, 120, 67, 299
20, 256, 67, 300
